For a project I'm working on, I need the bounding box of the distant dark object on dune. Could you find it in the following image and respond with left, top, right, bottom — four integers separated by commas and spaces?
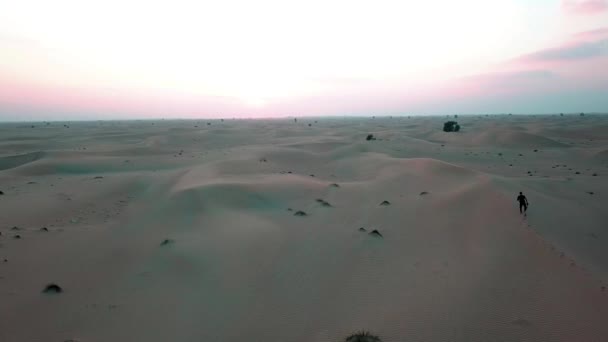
380, 200, 391, 206
11, 226, 20, 231
419, 191, 429, 196
42, 283, 63, 294
94, 176, 104, 179
345, 331, 382, 342
366, 134, 376, 141
443, 121, 460, 132
13, 234, 21, 239
454, 114, 458, 118
330, 183, 340, 188
0, 190, 4, 195
560, 113, 564, 116
294, 118, 297, 122
259, 158, 267, 162
518, 153, 523, 156
592, 173, 598, 176
587, 191, 594, 195
207, 122, 211, 125
294, 210, 307, 216
580, 112, 585, 116
40, 227, 49, 232
369, 229, 383, 237
160, 239, 174, 246
359, 227, 367, 232
308, 123, 312, 127
533, 149, 538, 152
310, 174, 315, 177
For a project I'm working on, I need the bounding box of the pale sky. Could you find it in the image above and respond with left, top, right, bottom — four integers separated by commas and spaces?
1, 0, 607, 120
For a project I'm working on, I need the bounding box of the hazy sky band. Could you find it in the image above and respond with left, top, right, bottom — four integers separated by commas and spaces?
1, 0, 607, 120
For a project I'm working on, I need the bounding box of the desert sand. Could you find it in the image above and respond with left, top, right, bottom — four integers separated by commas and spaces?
1, 114, 607, 342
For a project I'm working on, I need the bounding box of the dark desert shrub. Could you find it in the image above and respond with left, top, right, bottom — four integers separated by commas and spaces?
345, 331, 382, 342
443, 121, 460, 132
160, 239, 174, 246
369, 230, 383, 237
42, 283, 63, 294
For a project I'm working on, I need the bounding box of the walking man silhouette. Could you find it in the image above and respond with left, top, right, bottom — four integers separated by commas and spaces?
517, 192, 529, 215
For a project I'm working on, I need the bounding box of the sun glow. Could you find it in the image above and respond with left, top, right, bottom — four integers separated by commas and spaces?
1, 0, 524, 100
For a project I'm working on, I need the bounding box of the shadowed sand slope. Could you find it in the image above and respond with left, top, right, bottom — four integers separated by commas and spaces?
1, 116, 607, 342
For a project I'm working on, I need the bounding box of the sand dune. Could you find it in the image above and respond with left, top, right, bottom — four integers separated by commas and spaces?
1, 115, 607, 342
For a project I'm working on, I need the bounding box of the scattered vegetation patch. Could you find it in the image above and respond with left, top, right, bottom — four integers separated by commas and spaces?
330, 183, 340, 188
358, 227, 367, 232
345, 331, 382, 342
294, 210, 308, 216
379, 200, 391, 206
366, 134, 376, 141
419, 191, 429, 196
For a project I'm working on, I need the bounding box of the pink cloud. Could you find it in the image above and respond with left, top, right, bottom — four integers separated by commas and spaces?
562, 0, 608, 15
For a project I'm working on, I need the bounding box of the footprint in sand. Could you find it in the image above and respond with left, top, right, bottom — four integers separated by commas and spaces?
511, 318, 532, 328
